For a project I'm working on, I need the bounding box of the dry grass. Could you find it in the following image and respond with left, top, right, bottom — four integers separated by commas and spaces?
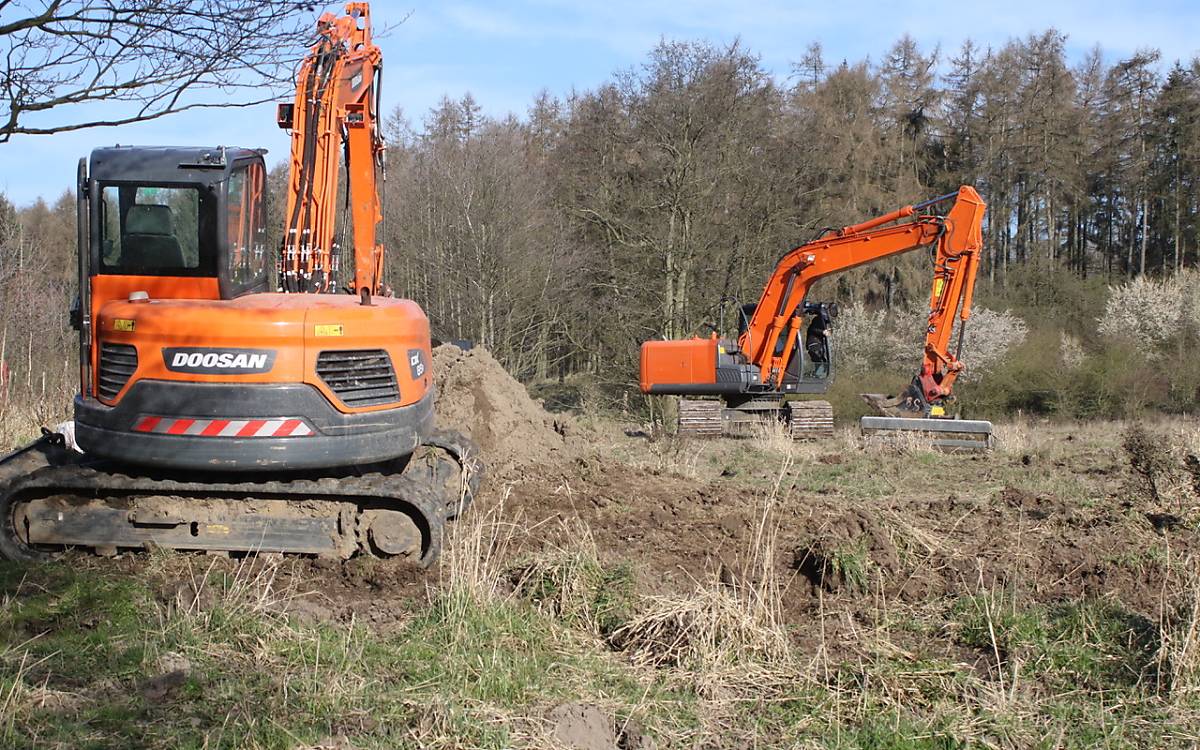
1124, 421, 1200, 512
143, 554, 376, 724
155, 553, 300, 624
992, 414, 1046, 455
832, 425, 863, 453
750, 418, 843, 464
0, 650, 32, 740
440, 485, 522, 608
0, 370, 73, 452
508, 519, 633, 637
860, 425, 937, 454
645, 434, 708, 479
748, 417, 797, 457
6, 417, 1200, 747
612, 460, 794, 700
439, 460, 817, 740
1159, 554, 1200, 703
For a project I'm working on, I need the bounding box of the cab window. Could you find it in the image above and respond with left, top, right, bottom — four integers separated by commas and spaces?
98, 184, 214, 275
225, 161, 268, 292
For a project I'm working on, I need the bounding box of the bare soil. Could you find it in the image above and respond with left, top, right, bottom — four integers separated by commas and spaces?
90, 347, 1200, 668
432, 344, 581, 479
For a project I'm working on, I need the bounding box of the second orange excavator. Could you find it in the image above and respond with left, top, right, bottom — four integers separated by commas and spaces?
640, 186, 994, 449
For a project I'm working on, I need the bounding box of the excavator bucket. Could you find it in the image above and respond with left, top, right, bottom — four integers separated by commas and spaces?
859, 393, 994, 451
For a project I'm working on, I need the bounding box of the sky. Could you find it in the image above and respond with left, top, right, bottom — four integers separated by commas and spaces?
3, 0, 1199, 206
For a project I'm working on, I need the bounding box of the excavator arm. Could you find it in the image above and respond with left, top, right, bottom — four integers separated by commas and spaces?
740, 185, 986, 409
277, 2, 385, 298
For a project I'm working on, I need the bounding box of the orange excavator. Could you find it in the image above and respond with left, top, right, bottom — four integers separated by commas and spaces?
0, 3, 481, 562
640, 186, 994, 449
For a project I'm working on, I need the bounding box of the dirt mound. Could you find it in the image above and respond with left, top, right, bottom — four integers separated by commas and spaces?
432, 345, 578, 477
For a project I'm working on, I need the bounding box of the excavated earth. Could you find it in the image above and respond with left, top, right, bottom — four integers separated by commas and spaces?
431, 344, 584, 478
97, 346, 1200, 660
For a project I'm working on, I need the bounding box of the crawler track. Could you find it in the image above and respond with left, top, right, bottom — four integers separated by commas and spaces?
677, 398, 835, 440
0, 430, 482, 564
677, 399, 724, 437
786, 401, 834, 440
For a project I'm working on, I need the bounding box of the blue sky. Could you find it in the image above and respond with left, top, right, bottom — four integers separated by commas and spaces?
3, 0, 1198, 206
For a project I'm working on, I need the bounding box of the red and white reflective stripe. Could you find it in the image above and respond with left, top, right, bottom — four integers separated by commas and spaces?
132, 416, 314, 437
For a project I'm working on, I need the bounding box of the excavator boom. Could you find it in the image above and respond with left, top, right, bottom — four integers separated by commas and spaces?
738, 186, 985, 399
278, 2, 385, 296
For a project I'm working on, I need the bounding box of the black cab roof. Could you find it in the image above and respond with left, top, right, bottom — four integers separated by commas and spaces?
89, 146, 266, 186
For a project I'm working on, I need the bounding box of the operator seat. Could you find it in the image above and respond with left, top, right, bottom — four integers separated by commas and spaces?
123, 205, 185, 270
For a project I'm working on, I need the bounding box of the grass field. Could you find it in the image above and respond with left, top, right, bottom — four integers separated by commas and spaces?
1, 417, 1199, 748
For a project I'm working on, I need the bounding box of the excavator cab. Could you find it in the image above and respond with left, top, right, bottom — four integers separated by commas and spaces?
732, 301, 836, 391
70, 145, 440, 474
795, 302, 837, 383
84, 146, 269, 304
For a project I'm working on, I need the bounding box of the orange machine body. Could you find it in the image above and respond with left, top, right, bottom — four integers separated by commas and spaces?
72, 4, 433, 472
638, 337, 718, 392
92, 294, 431, 411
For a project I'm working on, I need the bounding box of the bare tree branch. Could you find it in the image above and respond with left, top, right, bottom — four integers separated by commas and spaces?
0, 0, 316, 143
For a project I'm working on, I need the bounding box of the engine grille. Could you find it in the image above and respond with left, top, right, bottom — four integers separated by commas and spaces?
315, 349, 400, 408
98, 343, 138, 401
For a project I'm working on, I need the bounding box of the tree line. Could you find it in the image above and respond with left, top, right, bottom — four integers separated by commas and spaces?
377, 32, 1200, 396
2, 29, 1199, 421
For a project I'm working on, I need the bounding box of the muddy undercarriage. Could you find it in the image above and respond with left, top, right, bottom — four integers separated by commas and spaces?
0, 428, 481, 565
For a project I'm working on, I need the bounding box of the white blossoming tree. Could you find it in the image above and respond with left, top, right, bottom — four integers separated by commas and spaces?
1097, 270, 1200, 357
832, 302, 1027, 381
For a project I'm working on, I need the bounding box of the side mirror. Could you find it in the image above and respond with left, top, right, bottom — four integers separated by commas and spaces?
69, 295, 82, 331
276, 103, 295, 130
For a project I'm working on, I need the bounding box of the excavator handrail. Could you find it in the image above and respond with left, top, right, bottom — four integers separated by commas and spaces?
737, 185, 986, 407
